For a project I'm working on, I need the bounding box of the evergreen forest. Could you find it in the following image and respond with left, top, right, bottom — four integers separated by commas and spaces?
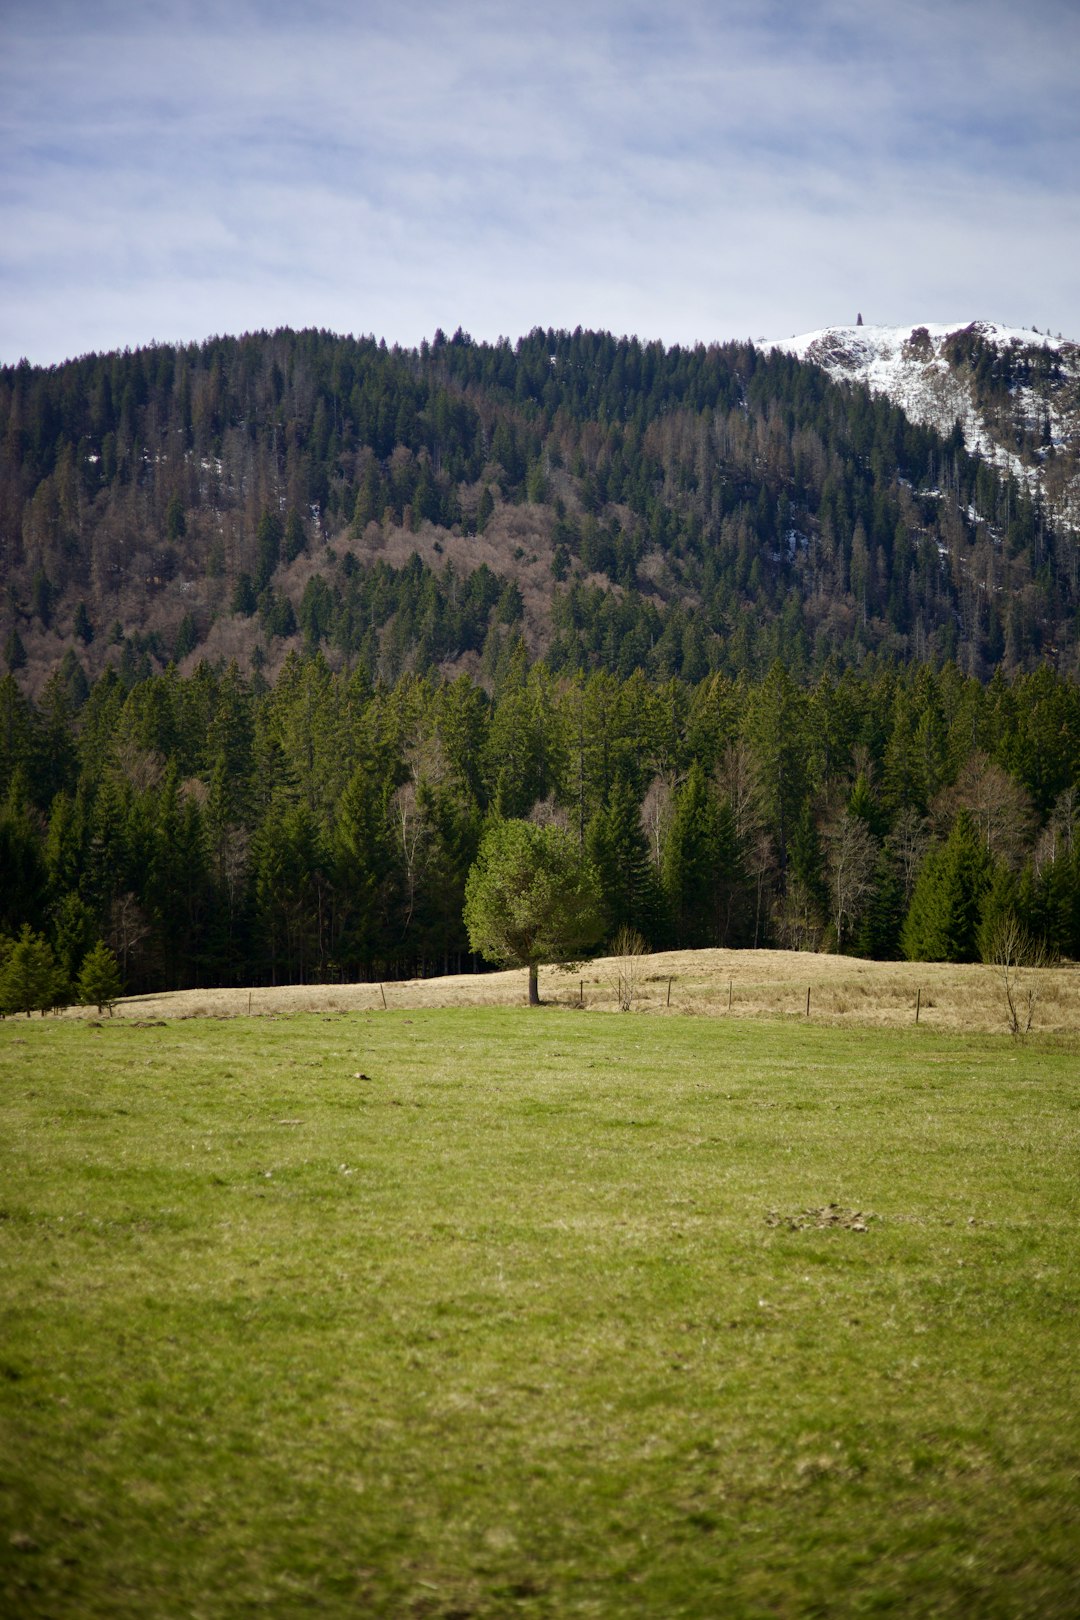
0, 327, 1078, 1001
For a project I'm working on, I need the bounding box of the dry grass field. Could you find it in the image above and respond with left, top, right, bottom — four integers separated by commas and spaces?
75, 947, 1079, 1035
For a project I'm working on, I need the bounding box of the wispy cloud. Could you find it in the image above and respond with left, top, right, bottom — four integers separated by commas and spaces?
2, 0, 1078, 364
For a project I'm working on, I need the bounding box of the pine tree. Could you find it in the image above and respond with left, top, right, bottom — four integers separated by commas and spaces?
53, 891, 98, 985
333, 764, 399, 977
0, 778, 49, 936
283, 509, 307, 563
742, 661, 809, 868
464, 818, 602, 1004
788, 802, 828, 922
252, 799, 325, 983
855, 850, 905, 959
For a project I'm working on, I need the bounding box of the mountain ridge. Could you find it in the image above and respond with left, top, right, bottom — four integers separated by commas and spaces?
2, 323, 1078, 693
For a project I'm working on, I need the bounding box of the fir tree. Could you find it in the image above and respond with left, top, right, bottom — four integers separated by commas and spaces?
586, 776, 663, 947
901, 811, 994, 962
77, 940, 123, 1014
0, 925, 62, 1016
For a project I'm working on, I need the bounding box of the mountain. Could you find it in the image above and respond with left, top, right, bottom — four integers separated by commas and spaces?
3, 330, 1080, 998
2, 325, 1078, 694
763, 321, 1080, 532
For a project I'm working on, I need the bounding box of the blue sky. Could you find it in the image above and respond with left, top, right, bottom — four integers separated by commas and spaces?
2, 0, 1078, 365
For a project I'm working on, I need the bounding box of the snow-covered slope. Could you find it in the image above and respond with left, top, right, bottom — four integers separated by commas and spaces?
762, 321, 1080, 530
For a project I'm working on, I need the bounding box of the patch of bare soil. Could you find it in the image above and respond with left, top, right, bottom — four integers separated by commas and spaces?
767, 1205, 872, 1232
59, 948, 1079, 1034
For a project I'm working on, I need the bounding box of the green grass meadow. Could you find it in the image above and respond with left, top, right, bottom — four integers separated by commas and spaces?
2, 1007, 1079, 1618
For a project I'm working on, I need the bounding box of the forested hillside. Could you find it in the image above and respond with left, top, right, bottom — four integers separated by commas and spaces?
3, 326, 1078, 691
1, 327, 1078, 1003
1, 654, 1077, 999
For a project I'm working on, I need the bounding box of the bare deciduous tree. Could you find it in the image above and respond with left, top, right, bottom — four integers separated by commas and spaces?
988, 914, 1047, 1038
716, 740, 764, 849
825, 810, 879, 953
936, 752, 1035, 869
775, 874, 826, 953
886, 806, 931, 906
608, 925, 647, 1011
640, 775, 675, 873
109, 892, 151, 984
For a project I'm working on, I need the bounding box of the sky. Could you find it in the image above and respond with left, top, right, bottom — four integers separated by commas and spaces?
2, 0, 1079, 367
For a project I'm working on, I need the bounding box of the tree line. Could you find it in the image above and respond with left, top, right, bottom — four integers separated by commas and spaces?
1, 650, 1077, 1005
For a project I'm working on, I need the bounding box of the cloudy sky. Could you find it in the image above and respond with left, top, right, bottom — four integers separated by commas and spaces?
2, 0, 1078, 366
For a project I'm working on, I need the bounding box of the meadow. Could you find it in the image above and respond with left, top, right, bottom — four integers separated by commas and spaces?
2, 992, 1079, 1617
78, 945, 1080, 1036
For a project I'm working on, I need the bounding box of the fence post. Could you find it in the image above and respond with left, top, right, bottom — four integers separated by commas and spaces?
915, 986, 921, 1024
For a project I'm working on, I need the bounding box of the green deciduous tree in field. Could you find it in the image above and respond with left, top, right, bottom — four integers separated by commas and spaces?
464, 819, 602, 1004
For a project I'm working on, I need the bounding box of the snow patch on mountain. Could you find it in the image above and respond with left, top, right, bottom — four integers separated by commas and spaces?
761, 320, 1080, 530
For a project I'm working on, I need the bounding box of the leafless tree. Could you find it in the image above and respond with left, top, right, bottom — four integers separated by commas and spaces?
608, 925, 648, 1011
640, 775, 675, 873
825, 810, 879, 953
527, 794, 572, 832
108, 892, 151, 985
886, 806, 931, 906
716, 740, 764, 849
775, 875, 826, 953
392, 780, 424, 934
936, 752, 1035, 869
988, 914, 1048, 1038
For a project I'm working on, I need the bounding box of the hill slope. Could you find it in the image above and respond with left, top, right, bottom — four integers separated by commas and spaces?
2, 324, 1078, 692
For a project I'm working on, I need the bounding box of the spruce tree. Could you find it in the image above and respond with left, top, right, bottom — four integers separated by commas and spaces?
77, 940, 123, 1015
0, 925, 61, 1016
255, 509, 284, 593
662, 762, 724, 948
586, 776, 662, 947
901, 812, 994, 962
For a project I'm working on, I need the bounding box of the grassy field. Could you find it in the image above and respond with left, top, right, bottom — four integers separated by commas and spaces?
2, 1005, 1079, 1617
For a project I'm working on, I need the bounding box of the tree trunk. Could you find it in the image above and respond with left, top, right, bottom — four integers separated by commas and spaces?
528, 963, 540, 1005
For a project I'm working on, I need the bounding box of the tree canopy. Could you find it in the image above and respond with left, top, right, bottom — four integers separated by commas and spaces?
463, 819, 603, 1004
